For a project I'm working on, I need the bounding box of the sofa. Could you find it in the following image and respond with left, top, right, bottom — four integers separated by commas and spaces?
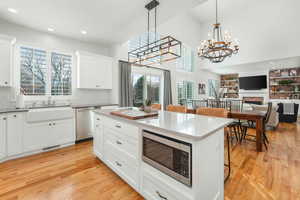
277, 103, 299, 123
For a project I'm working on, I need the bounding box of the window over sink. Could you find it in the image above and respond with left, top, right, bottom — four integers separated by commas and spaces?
19, 46, 72, 97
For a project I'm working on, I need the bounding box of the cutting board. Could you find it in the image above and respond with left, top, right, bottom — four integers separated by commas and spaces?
110, 109, 158, 120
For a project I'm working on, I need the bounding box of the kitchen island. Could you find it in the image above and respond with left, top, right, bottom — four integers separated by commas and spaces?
93, 108, 233, 200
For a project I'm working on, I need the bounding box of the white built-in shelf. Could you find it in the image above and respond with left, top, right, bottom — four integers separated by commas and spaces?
269, 76, 300, 79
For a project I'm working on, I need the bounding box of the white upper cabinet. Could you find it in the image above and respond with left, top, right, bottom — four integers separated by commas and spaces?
0, 36, 15, 87
77, 51, 113, 89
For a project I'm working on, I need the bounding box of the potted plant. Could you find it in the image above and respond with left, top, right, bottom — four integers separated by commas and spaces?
144, 99, 152, 113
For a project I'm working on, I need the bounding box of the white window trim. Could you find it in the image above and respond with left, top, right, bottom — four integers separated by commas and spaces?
14, 43, 74, 101
131, 66, 164, 106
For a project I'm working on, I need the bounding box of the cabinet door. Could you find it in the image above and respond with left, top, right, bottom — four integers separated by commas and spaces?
51, 119, 75, 146
0, 39, 12, 87
77, 54, 98, 89
0, 116, 7, 160
23, 122, 52, 152
99, 56, 112, 89
7, 113, 24, 156
93, 116, 103, 157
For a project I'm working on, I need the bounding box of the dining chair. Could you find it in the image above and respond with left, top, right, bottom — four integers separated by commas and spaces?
151, 104, 161, 110
195, 107, 233, 182
240, 102, 272, 150
166, 105, 187, 113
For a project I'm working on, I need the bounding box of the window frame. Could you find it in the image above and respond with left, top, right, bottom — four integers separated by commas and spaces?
176, 80, 195, 105
14, 43, 74, 101
131, 66, 164, 107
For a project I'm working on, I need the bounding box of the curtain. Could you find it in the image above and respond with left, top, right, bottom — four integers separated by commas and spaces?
163, 70, 173, 109
119, 61, 133, 107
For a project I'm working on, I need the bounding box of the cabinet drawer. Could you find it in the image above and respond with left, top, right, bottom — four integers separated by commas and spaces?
104, 128, 138, 159
141, 170, 189, 200
104, 141, 139, 189
102, 117, 139, 139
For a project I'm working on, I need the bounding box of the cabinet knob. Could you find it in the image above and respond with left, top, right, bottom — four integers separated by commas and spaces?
3, 117, 7, 120
4, 81, 8, 85
115, 161, 122, 167
53, 123, 56, 126
97, 118, 100, 121
13, 115, 17, 118
116, 140, 122, 145
115, 124, 121, 128
49, 123, 52, 126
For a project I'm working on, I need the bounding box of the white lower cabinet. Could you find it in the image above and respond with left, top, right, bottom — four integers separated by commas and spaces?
24, 121, 52, 152
0, 116, 7, 160
24, 119, 75, 152
93, 116, 103, 158
7, 113, 24, 156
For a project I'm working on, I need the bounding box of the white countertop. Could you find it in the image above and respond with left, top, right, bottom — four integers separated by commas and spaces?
95, 108, 233, 140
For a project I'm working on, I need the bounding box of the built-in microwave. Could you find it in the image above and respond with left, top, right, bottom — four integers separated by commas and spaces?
142, 130, 192, 187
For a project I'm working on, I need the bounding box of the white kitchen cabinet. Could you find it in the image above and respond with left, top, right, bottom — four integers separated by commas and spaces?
51, 119, 75, 147
7, 113, 24, 156
0, 36, 15, 87
24, 121, 52, 152
77, 51, 113, 89
24, 118, 75, 152
93, 115, 103, 158
0, 116, 7, 160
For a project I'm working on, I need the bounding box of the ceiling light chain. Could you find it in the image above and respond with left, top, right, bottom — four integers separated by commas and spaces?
128, 0, 182, 66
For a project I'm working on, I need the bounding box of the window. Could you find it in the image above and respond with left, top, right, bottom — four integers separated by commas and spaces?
20, 47, 47, 95
208, 79, 220, 97
132, 70, 162, 107
177, 81, 194, 105
51, 52, 72, 96
20, 46, 72, 97
176, 45, 194, 72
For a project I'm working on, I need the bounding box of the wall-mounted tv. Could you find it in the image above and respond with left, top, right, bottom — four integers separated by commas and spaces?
239, 75, 267, 90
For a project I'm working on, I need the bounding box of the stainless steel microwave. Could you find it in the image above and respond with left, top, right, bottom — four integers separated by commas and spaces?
142, 130, 192, 187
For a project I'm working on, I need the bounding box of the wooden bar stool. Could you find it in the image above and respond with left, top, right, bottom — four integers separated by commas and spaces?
196, 107, 233, 183
166, 105, 187, 113
151, 104, 162, 110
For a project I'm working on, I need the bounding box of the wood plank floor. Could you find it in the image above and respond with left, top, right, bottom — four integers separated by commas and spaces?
0, 122, 299, 200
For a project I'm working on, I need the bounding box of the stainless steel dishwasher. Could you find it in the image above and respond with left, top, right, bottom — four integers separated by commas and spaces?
75, 107, 99, 142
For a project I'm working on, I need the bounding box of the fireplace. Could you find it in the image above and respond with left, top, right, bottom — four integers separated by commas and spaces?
243, 97, 264, 105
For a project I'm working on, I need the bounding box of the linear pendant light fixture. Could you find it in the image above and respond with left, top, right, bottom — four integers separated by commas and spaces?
198, 0, 239, 63
128, 0, 182, 66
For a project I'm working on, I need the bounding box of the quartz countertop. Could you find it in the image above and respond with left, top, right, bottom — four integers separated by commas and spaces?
0, 108, 29, 114
71, 103, 119, 109
95, 108, 233, 140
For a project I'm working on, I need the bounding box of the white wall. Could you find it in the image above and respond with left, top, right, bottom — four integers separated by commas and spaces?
0, 19, 113, 107
198, 0, 300, 70
110, 12, 219, 105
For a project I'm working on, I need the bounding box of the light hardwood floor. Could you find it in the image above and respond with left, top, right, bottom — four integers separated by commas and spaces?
0, 122, 299, 200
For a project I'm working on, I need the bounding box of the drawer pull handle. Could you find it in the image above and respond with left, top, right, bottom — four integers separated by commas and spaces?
116, 140, 122, 145
115, 125, 121, 128
115, 161, 122, 167
156, 191, 168, 200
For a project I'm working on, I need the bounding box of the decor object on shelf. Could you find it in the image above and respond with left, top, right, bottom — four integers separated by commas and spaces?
278, 80, 294, 85
144, 99, 152, 113
197, 0, 239, 63
220, 74, 239, 98
128, 0, 182, 66
198, 83, 206, 95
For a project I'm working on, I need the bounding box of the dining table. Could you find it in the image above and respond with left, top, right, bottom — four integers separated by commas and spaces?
229, 110, 266, 152
188, 107, 266, 152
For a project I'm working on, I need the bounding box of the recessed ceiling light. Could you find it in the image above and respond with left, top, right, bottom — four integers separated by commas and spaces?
81, 30, 87, 35
47, 27, 55, 32
8, 8, 18, 14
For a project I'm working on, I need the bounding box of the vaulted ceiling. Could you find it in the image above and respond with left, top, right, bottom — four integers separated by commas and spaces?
0, 0, 206, 45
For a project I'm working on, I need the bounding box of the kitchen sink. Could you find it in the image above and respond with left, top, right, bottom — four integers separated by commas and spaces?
26, 107, 74, 123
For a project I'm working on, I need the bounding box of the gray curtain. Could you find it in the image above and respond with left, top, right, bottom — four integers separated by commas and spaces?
163, 70, 173, 109
119, 61, 133, 107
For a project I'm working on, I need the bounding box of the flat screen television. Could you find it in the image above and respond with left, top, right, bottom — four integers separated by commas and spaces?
239, 75, 267, 90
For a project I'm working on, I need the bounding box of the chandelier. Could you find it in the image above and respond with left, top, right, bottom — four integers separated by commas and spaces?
198, 0, 239, 63
128, 0, 182, 66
